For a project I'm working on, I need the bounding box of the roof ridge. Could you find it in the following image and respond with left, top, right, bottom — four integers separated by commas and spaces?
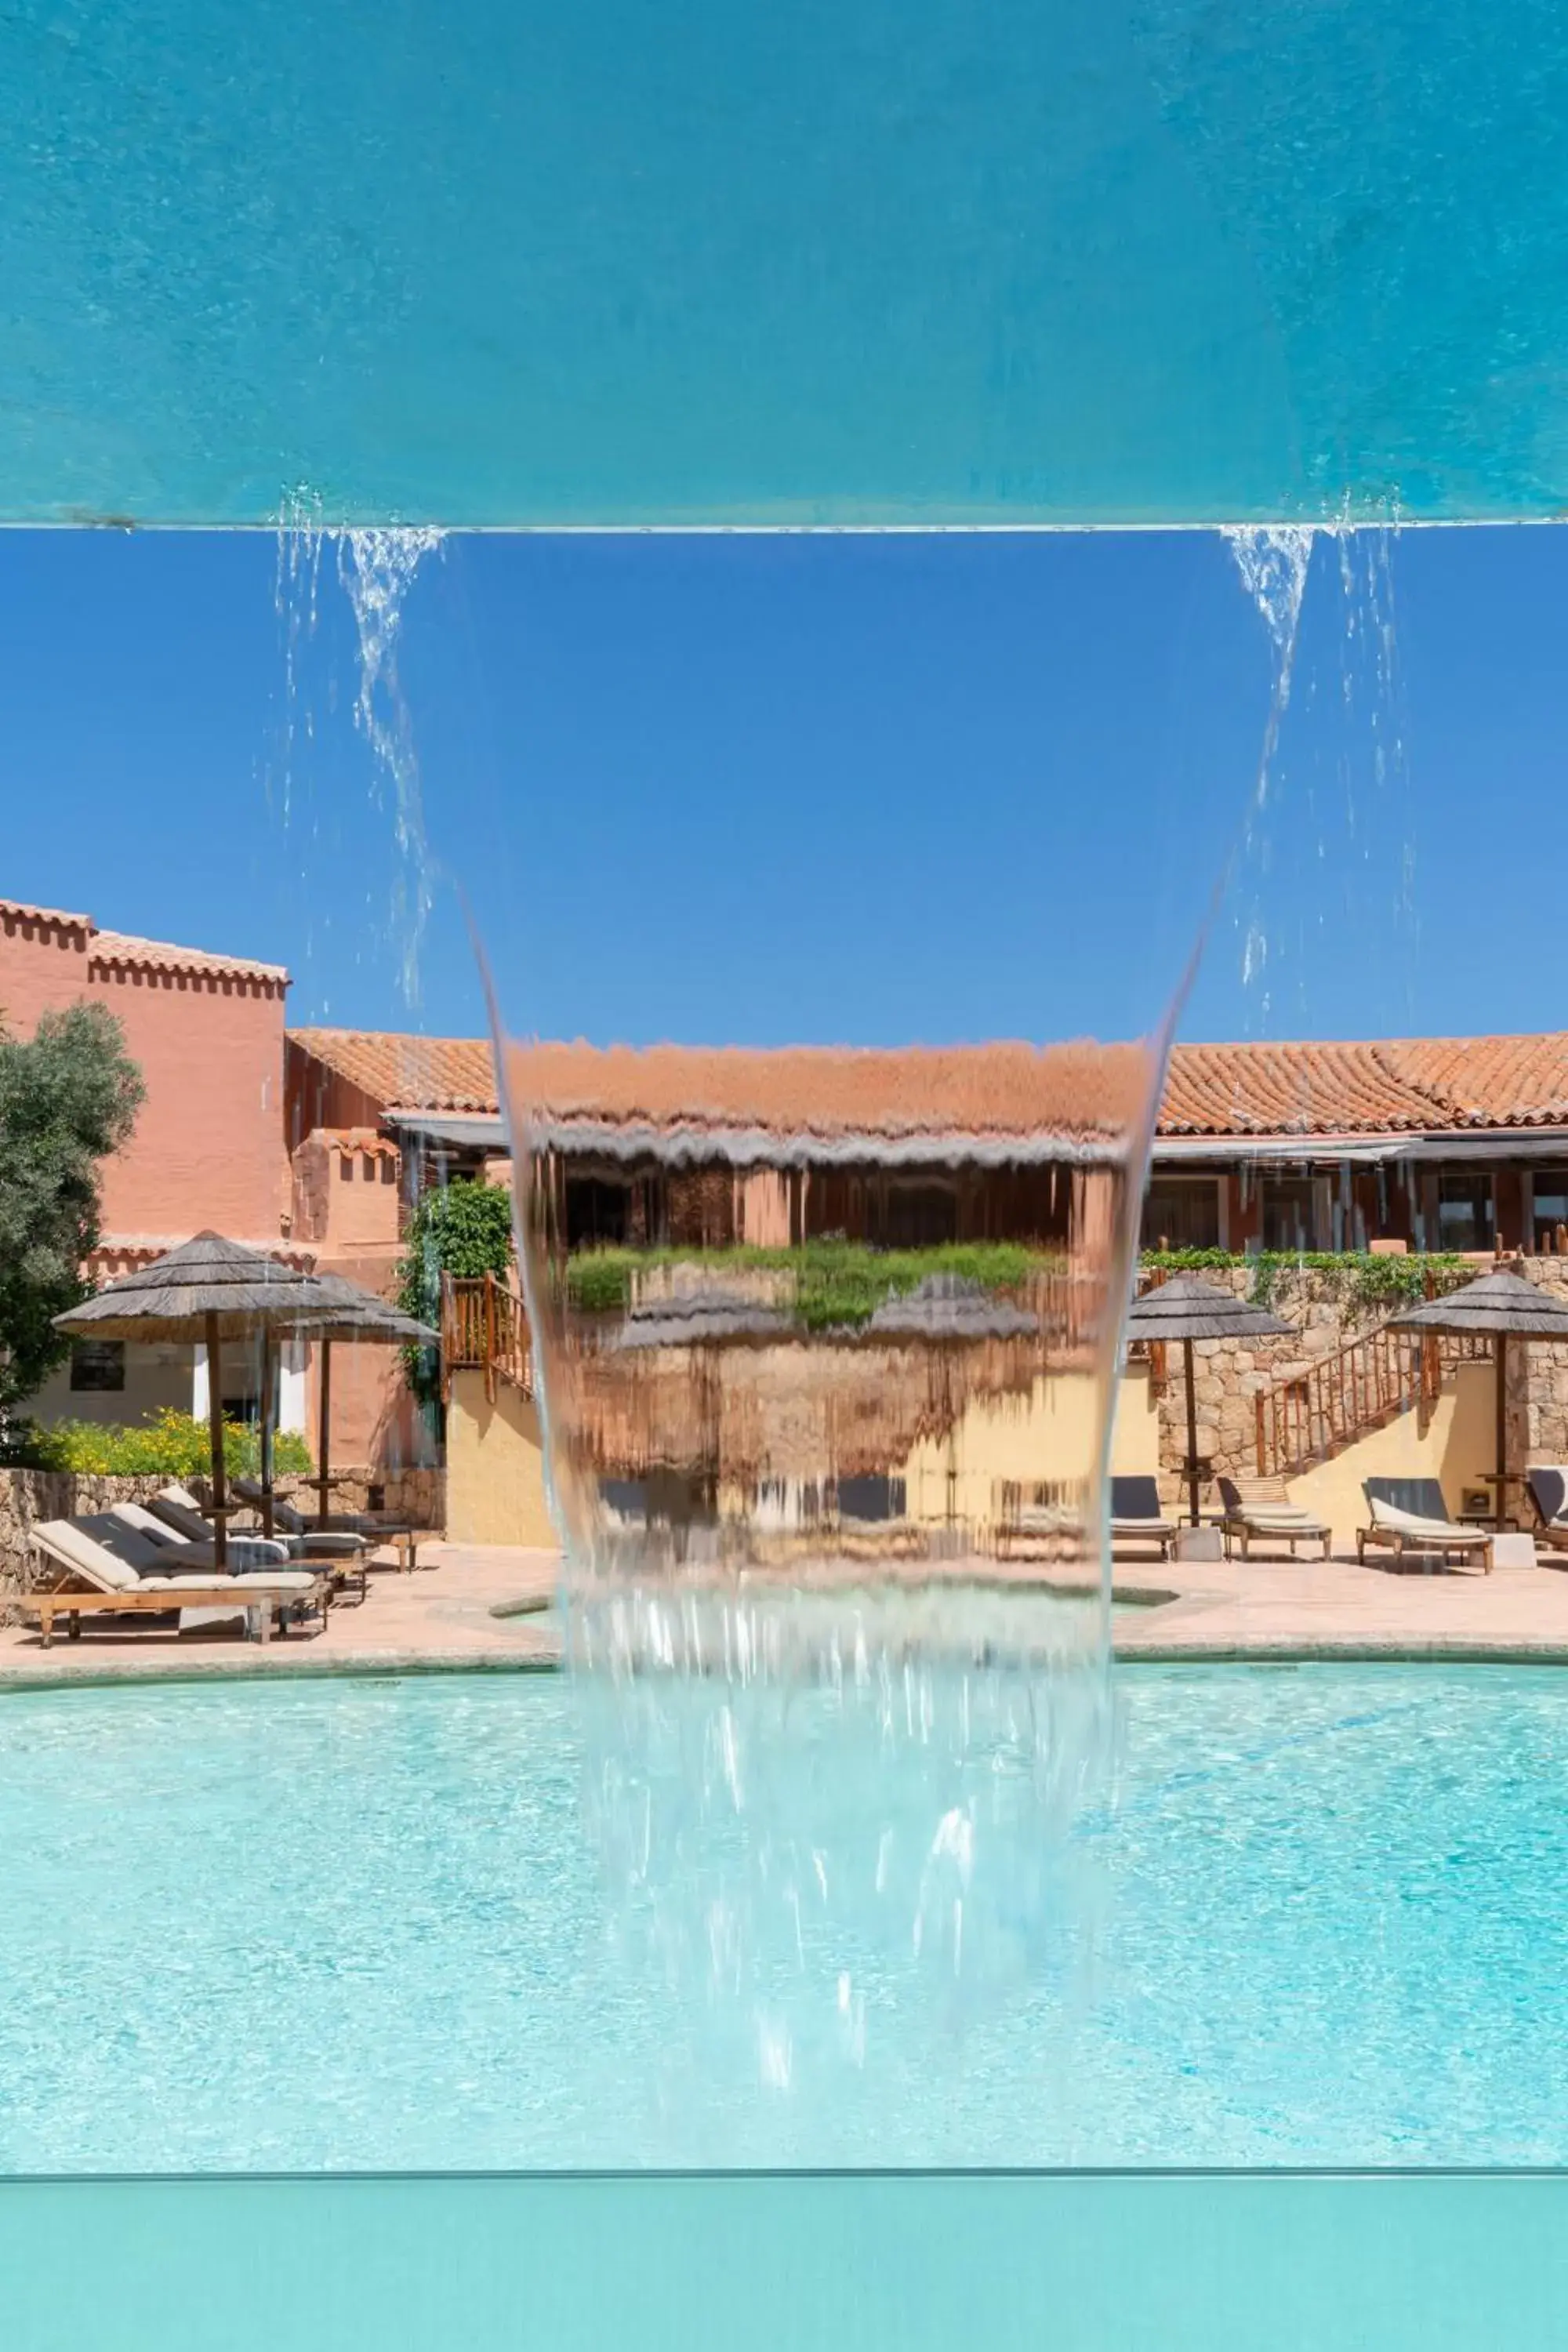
92, 927, 289, 983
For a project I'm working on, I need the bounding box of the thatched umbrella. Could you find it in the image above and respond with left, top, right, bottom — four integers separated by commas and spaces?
54, 1232, 332, 1565
1390, 1266, 1568, 1524
273, 1274, 436, 1525
1124, 1272, 1295, 1525
860, 1272, 1036, 1343
611, 1290, 792, 1350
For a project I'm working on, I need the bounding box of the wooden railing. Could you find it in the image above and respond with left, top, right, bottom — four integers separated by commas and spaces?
1255, 1325, 1490, 1479
441, 1272, 532, 1401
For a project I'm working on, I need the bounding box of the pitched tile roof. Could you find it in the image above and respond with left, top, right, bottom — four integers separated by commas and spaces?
2, 893, 286, 985
288, 1027, 1568, 1142
89, 930, 289, 987
1162, 1034, 1568, 1135
288, 1027, 500, 1113
506, 1037, 1154, 1152
0, 895, 93, 931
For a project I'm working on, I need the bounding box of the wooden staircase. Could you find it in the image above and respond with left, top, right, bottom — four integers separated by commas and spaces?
1254, 1323, 1489, 1479
440, 1272, 533, 1402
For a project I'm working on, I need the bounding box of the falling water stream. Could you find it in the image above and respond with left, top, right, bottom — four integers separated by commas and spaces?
275, 518, 1425, 2130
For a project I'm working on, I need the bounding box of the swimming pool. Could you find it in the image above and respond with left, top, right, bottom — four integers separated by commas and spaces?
2, 1663, 1565, 2172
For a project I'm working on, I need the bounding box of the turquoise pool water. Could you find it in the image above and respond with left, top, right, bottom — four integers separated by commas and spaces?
2, 1663, 1566, 2172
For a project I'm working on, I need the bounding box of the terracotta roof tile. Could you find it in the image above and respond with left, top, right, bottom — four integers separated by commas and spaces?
289, 1027, 1568, 1144
1160, 1034, 1568, 1135
289, 1027, 499, 1113
0, 895, 93, 934
90, 930, 289, 987
506, 1037, 1153, 1151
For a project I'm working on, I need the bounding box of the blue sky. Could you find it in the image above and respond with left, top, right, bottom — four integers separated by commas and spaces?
0, 525, 1563, 1051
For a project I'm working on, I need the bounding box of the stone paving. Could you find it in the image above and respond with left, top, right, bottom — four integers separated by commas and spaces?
0, 1544, 561, 1687
5, 1536, 1568, 1690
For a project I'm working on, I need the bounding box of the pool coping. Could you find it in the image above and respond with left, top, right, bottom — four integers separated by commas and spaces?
8, 1632, 1568, 1694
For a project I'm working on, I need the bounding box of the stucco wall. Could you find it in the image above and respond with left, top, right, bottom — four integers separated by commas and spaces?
445, 1371, 557, 1548
0, 906, 290, 1247
1285, 1359, 1496, 1539
26, 1339, 195, 1429
902, 1366, 1159, 1526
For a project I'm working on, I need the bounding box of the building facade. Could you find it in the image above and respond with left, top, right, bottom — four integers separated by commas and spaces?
8, 886, 1568, 1492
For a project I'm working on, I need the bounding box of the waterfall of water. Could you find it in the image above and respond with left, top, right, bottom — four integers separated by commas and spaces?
501, 1033, 1158, 2114
270, 503, 444, 1007
336, 528, 446, 1005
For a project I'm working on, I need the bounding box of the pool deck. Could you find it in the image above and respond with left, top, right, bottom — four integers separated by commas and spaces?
5, 1537, 1568, 1688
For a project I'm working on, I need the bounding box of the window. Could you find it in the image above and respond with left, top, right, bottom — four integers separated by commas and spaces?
1436, 1171, 1494, 1254
1534, 1171, 1568, 1254
69, 1340, 125, 1393
836, 1475, 906, 1523
883, 1182, 958, 1248
1142, 1178, 1220, 1252
565, 1175, 630, 1249
1259, 1177, 1316, 1252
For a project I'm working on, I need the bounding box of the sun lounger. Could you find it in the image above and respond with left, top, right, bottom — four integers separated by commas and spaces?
1356, 1479, 1493, 1573
1107, 1475, 1177, 1559
1217, 1476, 1332, 1561
108, 1501, 292, 1573
1526, 1468, 1568, 1558
230, 1476, 423, 1571
24, 1517, 327, 1646
147, 1486, 371, 1602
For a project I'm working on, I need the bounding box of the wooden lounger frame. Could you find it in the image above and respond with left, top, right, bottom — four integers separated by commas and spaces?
1356, 1523, 1494, 1573
24, 1582, 328, 1648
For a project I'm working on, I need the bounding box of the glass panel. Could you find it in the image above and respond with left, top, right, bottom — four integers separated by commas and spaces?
1534, 1173, 1568, 1253
1258, 1175, 1315, 1251
1142, 1177, 1221, 1251
1436, 1171, 1494, 1253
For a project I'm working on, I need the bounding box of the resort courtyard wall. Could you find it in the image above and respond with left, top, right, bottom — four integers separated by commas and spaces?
1146, 1260, 1568, 1501
441, 1364, 1160, 1551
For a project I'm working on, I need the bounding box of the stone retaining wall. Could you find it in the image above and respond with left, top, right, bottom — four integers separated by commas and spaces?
0, 1472, 172, 1607
1, 1465, 448, 1613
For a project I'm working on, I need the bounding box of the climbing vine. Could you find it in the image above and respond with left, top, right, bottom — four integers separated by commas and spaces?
1139, 1249, 1469, 1323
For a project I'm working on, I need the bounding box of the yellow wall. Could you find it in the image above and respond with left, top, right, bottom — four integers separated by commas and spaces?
1285, 1359, 1496, 1540
445, 1370, 557, 1548
899, 1367, 1159, 1528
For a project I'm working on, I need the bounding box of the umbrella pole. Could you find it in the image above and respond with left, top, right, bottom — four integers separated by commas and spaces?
205, 1310, 227, 1572
1184, 1338, 1201, 1527
1496, 1330, 1508, 1528
316, 1340, 332, 1528
259, 1327, 275, 1540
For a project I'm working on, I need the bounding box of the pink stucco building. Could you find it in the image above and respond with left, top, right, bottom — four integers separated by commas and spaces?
1, 894, 427, 1465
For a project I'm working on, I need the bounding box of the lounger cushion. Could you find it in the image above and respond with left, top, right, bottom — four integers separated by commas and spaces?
132, 1571, 320, 1595
229, 1479, 377, 1550
1368, 1497, 1486, 1543
31, 1520, 141, 1592
112, 1501, 291, 1570
1364, 1476, 1452, 1523
1527, 1469, 1568, 1529
1236, 1506, 1327, 1530
148, 1486, 220, 1544
1109, 1476, 1166, 1524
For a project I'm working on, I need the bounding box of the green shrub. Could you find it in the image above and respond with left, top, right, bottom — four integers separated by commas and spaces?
13, 1409, 312, 1478
565, 1239, 1051, 1330
397, 1178, 515, 1406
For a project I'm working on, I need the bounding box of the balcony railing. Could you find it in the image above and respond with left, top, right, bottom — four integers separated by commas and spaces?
1254, 1324, 1490, 1480
440, 1272, 532, 1402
